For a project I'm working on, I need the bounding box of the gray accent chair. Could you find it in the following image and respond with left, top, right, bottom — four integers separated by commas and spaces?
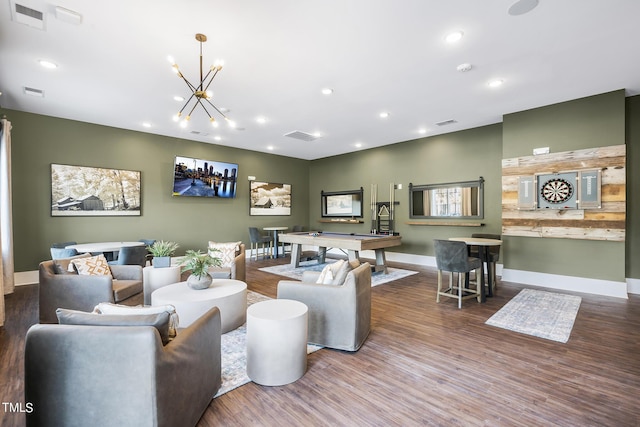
277, 262, 372, 351
24, 306, 222, 427
38, 256, 144, 323
434, 239, 483, 309
50, 247, 78, 259
179, 243, 246, 282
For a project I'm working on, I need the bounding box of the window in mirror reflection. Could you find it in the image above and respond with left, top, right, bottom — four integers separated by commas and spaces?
409, 177, 484, 219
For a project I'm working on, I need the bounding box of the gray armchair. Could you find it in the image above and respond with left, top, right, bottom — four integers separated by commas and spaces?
38, 256, 143, 323
25, 306, 222, 427
277, 262, 372, 351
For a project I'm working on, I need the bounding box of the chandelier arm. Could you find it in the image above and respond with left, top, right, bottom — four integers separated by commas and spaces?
180, 76, 199, 93
202, 69, 220, 93
178, 92, 198, 115
186, 101, 201, 119
195, 98, 215, 119
202, 98, 229, 120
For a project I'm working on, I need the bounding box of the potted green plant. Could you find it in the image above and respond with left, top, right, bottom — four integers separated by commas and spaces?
179, 249, 222, 290
148, 241, 179, 268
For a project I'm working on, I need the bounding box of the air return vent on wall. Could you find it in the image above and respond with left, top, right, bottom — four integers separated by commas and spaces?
11, 2, 46, 30
284, 131, 320, 142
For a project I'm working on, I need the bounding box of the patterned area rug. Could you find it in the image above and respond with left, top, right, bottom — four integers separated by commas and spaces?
485, 288, 582, 343
259, 259, 418, 287
215, 291, 322, 398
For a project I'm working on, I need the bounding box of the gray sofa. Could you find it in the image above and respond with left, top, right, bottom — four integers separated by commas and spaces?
25, 306, 222, 427
39, 256, 143, 323
277, 261, 372, 351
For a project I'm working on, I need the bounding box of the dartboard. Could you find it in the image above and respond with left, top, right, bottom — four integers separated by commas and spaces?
540, 178, 573, 204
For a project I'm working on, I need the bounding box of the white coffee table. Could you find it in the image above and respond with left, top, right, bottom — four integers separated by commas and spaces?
246, 299, 308, 386
151, 279, 247, 333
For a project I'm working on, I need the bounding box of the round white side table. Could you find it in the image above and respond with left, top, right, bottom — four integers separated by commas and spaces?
142, 266, 181, 305
246, 299, 308, 386
151, 279, 247, 333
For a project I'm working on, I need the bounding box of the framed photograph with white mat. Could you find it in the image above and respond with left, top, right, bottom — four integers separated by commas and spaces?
249, 181, 291, 216
50, 163, 141, 216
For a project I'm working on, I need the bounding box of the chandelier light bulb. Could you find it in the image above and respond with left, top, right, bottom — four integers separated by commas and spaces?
179, 120, 188, 128
172, 113, 181, 122
226, 119, 236, 128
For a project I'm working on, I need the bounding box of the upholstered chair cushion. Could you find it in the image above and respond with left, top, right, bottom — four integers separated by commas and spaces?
52, 252, 92, 274
93, 302, 179, 339
56, 308, 172, 345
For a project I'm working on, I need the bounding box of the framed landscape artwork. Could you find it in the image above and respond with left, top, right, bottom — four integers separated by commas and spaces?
51, 164, 141, 216
250, 181, 291, 216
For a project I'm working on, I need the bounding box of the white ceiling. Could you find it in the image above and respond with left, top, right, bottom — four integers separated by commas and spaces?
1, 0, 639, 160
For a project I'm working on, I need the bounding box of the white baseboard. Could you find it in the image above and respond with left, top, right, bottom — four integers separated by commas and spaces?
13, 250, 634, 298
501, 269, 628, 299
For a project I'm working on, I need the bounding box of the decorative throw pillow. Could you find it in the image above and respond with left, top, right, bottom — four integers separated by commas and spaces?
331, 260, 354, 285
52, 252, 92, 274
316, 260, 346, 285
93, 303, 179, 340
208, 241, 241, 267
71, 254, 112, 277
56, 308, 172, 345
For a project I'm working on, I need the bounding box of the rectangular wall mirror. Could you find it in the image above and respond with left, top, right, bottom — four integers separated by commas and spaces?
409, 177, 484, 219
321, 188, 364, 218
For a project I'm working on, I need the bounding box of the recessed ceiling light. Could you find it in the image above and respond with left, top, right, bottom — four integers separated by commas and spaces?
418, 128, 428, 135
321, 88, 333, 95
456, 63, 472, 72
173, 95, 185, 102
445, 30, 464, 43
142, 122, 152, 128
379, 112, 390, 119
38, 59, 57, 69
354, 142, 363, 148
487, 79, 504, 88
213, 136, 221, 141
267, 145, 274, 151
256, 116, 267, 124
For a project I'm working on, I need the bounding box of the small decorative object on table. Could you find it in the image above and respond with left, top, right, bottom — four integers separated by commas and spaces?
179, 249, 222, 290
148, 241, 179, 268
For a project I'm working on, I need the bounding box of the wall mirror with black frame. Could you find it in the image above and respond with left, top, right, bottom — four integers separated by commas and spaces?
321, 188, 364, 218
409, 177, 484, 219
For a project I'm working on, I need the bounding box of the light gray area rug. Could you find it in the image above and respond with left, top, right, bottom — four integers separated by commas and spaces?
215, 290, 322, 398
485, 288, 582, 343
259, 259, 418, 287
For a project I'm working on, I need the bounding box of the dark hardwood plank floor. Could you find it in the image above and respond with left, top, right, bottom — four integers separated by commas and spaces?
2, 257, 639, 426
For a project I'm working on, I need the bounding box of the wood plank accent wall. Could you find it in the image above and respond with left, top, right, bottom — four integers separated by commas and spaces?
501, 145, 626, 241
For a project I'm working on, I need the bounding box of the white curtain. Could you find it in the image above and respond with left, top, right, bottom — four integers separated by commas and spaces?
0, 118, 14, 327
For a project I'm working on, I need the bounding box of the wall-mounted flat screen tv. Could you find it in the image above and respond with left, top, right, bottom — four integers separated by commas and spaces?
172, 155, 238, 198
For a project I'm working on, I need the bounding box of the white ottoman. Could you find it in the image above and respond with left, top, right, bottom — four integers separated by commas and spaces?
142, 266, 181, 305
151, 279, 247, 333
246, 299, 308, 386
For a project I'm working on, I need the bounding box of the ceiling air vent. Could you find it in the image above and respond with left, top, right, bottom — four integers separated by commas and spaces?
435, 119, 458, 127
11, 2, 46, 30
284, 131, 319, 142
23, 87, 44, 97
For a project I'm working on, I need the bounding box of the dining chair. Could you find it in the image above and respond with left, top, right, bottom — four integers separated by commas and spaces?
51, 241, 77, 249
470, 233, 501, 295
248, 227, 273, 260
108, 245, 148, 267
138, 238, 157, 266
50, 247, 78, 260
433, 239, 483, 308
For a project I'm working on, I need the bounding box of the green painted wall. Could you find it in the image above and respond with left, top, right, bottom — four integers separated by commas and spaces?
626, 95, 640, 279
308, 124, 504, 256
6, 89, 639, 285
6, 110, 310, 271
502, 90, 626, 282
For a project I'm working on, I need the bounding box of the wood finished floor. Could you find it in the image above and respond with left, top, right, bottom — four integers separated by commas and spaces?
2, 257, 640, 427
